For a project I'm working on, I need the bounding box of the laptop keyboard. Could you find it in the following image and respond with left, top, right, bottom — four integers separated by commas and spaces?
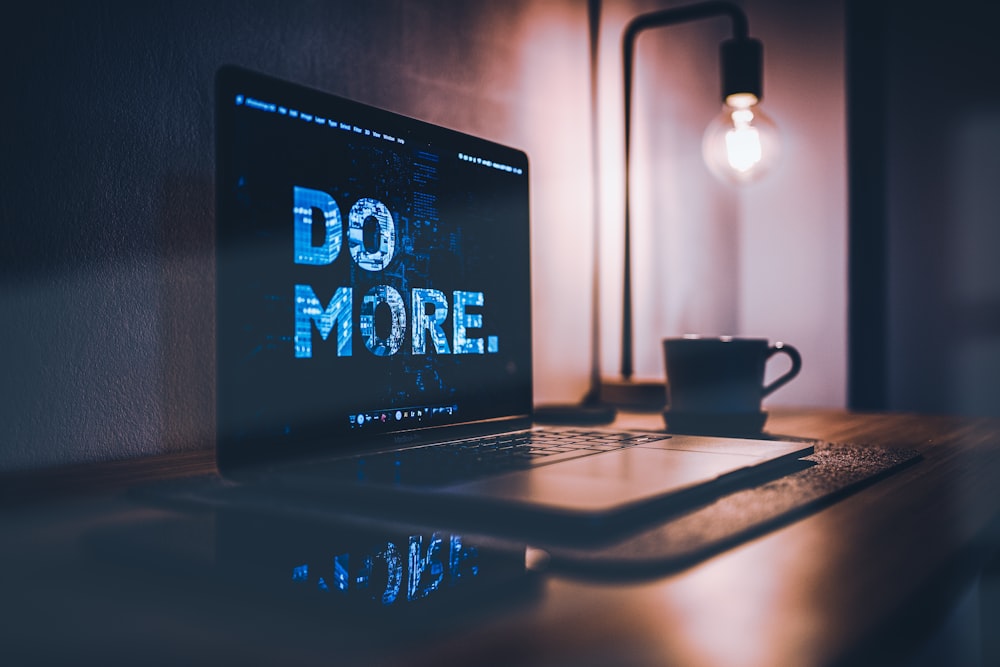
322, 429, 672, 486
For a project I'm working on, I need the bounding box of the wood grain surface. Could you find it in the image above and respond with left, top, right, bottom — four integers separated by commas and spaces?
2, 409, 998, 666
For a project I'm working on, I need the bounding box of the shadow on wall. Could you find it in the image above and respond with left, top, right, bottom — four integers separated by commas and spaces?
156, 173, 215, 455
881, 0, 1000, 417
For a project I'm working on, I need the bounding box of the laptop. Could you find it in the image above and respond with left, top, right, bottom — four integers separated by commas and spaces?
214, 66, 812, 541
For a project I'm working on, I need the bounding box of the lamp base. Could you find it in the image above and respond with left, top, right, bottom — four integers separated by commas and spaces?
599, 379, 667, 412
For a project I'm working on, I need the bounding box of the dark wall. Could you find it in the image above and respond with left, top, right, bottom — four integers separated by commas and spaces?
0, 1, 543, 470
849, 0, 1000, 416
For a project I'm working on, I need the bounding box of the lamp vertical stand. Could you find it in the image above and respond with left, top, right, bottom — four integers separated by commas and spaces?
598, 1, 762, 411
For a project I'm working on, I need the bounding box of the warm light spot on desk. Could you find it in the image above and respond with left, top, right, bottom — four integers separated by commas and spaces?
639, 516, 855, 667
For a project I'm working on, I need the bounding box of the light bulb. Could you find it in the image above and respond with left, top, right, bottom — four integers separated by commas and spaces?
702, 93, 779, 185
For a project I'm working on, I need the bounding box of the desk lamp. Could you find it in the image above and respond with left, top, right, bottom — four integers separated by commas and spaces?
536, 0, 777, 423
600, 0, 779, 411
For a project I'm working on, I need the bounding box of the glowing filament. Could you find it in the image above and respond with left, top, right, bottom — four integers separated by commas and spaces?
725, 109, 763, 173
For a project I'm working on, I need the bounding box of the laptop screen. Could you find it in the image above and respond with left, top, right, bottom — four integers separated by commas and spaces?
216, 67, 532, 469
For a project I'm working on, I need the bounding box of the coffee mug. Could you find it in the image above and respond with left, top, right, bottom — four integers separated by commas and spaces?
662, 336, 801, 414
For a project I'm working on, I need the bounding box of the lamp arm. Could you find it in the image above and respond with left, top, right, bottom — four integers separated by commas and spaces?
619, 1, 749, 380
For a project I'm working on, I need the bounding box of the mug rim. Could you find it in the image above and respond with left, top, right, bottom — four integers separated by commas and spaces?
664, 335, 770, 344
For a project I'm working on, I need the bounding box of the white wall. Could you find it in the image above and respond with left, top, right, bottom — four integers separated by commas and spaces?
536, 0, 847, 409
739, 0, 847, 409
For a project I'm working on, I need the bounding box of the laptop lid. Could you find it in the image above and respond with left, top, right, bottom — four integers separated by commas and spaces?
216, 66, 533, 472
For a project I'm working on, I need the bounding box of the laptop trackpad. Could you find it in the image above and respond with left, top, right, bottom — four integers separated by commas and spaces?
443, 447, 769, 515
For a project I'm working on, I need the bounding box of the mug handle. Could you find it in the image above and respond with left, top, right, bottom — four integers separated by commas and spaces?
762, 342, 802, 397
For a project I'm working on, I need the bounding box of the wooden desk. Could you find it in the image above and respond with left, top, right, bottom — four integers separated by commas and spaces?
2, 409, 999, 666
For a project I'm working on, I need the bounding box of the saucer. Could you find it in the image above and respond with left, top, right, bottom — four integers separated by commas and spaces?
661, 410, 768, 436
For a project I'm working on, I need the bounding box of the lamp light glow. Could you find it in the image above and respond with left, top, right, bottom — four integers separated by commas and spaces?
702, 94, 779, 184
